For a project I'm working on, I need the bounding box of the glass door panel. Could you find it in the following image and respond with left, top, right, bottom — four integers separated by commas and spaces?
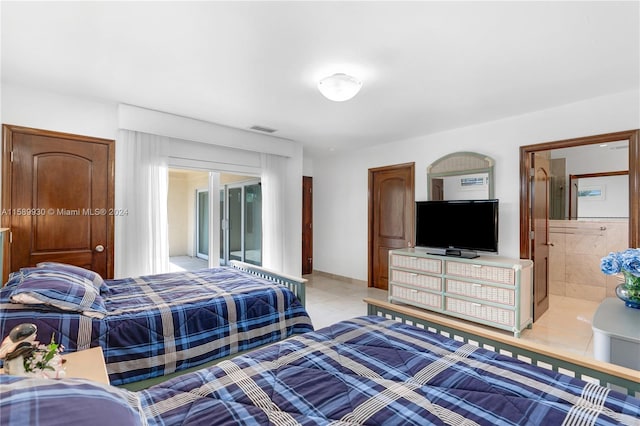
228, 187, 242, 262
196, 190, 209, 259
244, 184, 262, 265
219, 189, 225, 264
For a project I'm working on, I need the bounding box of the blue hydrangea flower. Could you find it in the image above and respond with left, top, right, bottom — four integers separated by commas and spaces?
600, 252, 622, 275
620, 248, 640, 277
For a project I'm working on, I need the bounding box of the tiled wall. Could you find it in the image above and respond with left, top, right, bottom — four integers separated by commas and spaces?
549, 220, 628, 302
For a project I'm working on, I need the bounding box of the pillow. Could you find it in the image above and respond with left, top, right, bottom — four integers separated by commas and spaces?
0, 375, 145, 426
36, 262, 108, 293
9, 268, 107, 319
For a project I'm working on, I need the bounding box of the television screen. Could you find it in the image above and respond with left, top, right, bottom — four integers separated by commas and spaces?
415, 199, 498, 256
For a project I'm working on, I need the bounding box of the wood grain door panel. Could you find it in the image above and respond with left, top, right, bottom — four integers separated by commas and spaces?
302, 176, 313, 275
369, 163, 415, 290
532, 152, 550, 320
2, 125, 114, 278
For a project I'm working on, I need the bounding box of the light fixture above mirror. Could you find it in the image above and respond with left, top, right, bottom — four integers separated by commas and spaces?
317, 73, 362, 102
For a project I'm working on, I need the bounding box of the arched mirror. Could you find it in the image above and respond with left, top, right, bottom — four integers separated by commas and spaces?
427, 152, 495, 200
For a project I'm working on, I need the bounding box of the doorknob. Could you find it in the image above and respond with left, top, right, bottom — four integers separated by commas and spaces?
95, 245, 105, 253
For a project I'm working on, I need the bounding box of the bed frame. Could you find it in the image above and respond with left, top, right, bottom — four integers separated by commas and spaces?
119, 262, 307, 391
230, 260, 306, 306
365, 298, 639, 397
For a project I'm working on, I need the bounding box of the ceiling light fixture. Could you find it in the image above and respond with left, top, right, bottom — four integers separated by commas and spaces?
317, 73, 362, 102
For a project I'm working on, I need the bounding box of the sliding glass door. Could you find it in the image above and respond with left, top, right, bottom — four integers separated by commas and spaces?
196, 189, 209, 260
219, 180, 262, 266
243, 183, 262, 265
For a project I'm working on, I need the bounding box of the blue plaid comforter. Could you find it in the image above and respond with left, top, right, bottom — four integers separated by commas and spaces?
1, 316, 638, 425
134, 316, 640, 425
0, 267, 313, 385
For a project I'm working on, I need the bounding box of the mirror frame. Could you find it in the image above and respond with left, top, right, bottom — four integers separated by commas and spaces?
427, 151, 495, 200
519, 129, 639, 258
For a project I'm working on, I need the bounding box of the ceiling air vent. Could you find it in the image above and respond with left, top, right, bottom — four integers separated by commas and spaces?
250, 125, 277, 134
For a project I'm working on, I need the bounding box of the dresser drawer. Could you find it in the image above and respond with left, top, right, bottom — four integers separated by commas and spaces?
391, 270, 442, 291
445, 297, 515, 326
390, 285, 442, 309
390, 254, 442, 274
446, 261, 515, 285
445, 279, 515, 305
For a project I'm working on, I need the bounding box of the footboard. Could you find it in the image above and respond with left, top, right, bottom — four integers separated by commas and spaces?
365, 298, 639, 397
230, 261, 306, 307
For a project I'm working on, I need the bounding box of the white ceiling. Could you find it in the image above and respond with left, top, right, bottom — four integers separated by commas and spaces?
2, 1, 638, 158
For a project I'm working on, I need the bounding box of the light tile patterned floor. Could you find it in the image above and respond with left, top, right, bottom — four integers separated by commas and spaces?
303, 273, 599, 359
168, 258, 599, 359
169, 256, 208, 272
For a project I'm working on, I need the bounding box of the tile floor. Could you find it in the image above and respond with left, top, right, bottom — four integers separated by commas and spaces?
304, 272, 600, 359
167, 258, 600, 360
169, 256, 208, 272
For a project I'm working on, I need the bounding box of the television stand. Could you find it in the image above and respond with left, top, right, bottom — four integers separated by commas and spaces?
426, 248, 479, 259
388, 249, 534, 337
446, 248, 478, 259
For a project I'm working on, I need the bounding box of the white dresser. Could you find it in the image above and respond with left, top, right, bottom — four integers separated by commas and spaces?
388, 248, 533, 337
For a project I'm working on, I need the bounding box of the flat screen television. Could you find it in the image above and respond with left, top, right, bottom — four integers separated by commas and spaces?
415, 199, 498, 258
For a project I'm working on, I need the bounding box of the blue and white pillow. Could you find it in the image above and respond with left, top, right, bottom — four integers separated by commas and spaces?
0, 375, 145, 426
36, 262, 108, 293
9, 267, 107, 318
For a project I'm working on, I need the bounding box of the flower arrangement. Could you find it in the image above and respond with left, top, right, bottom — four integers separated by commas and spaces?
3, 333, 66, 378
23, 334, 65, 376
601, 248, 640, 308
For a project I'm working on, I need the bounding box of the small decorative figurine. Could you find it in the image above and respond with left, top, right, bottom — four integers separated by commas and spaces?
0, 324, 66, 378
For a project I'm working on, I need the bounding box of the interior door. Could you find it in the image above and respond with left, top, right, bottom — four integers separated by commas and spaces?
302, 176, 313, 275
431, 178, 444, 201
2, 125, 115, 278
369, 163, 415, 290
532, 152, 551, 320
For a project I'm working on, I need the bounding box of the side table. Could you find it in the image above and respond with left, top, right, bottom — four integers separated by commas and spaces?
592, 298, 640, 370
0, 346, 109, 384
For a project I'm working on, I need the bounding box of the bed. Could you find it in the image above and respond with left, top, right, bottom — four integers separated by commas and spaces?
1, 308, 638, 425
0, 261, 313, 386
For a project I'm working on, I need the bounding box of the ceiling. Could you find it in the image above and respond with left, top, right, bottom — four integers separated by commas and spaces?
2, 1, 638, 158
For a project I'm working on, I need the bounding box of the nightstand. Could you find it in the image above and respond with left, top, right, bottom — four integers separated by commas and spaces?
0, 346, 109, 384
592, 298, 640, 370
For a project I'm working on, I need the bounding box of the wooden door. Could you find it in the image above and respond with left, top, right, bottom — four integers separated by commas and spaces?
531, 152, 550, 320
431, 178, 444, 201
302, 176, 313, 275
2, 125, 115, 278
368, 163, 415, 290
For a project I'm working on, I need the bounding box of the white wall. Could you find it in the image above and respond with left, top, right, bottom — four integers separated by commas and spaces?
576, 175, 628, 218
1, 83, 304, 276
2, 83, 117, 139
312, 90, 640, 281
168, 171, 189, 256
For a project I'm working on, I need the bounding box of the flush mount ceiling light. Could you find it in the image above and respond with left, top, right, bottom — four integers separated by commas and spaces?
317, 73, 362, 102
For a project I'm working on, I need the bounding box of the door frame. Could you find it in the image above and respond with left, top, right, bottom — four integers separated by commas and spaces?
220, 179, 262, 266
519, 129, 639, 258
1, 124, 115, 278
368, 162, 415, 288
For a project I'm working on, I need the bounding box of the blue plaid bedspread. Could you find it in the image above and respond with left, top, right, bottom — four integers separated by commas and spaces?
0, 267, 313, 385
1, 315, 638, 425
138, 316, 640, 425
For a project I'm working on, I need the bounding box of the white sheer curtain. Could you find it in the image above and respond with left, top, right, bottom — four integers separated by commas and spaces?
115, 130, 169, 278
260, 153, 287, 271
